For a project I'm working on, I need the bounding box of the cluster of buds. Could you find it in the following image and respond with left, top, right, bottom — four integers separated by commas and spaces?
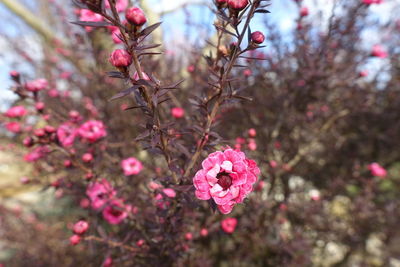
70, 220, 89, 245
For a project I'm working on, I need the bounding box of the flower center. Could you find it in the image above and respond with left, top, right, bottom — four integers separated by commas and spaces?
110, 207, 123, 217
217, 172, 232, 190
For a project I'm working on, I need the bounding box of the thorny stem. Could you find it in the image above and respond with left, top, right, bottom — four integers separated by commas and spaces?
184, 1, 260, 178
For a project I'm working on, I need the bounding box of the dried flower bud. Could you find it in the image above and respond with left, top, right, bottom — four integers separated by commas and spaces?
109, 49, 132, 68
125, 7, 147, 26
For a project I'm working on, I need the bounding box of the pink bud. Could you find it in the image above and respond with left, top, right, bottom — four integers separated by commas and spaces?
73, 220, 89, 235
136, 239, 145, 247
248, 128, 256, 137
162, 188, 176, 198
185, 232, 193, 241
20, 177, 30, 184
23, 137, 34, 147
125, 7, 147, 26
109, 49, 132, 68
69, 234, 81, 245
82, 153, 93, 162
227, 0, 249, 11
171, 107, 185, 118
35, 102, 45, 111
200, 228, 208, 237
251, 31, 265, 44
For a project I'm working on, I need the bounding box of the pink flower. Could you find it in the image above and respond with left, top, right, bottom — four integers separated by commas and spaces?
70, 234, 81, 245
103, 257, 113, 267
221, 217, 237, 233
25, 78, 48, 92
73, 220, 89, 235
359, 70, 368, 77
24, 146, 50, 162
371, 45, 388, 58
121, 157, 143, 176
200, 228, 208, 237
171, 107, 185, 118
82, 153, 94, 162
5, 122, 22, 133
86, 179, 116, 210
368, 162, 387, 178
102, 199, 128, 225
57, 123, 77, 147
193, 149, 260, 214
109, 26, 123, 44
133, 71, 150, 81
78, 120, 107, 143
251, 31, 265, 44
248, 128, 256, 137
105, 0, 128, 12
4, 106, 27, 118
79, 9, 103, 32
162, 188, 176, 198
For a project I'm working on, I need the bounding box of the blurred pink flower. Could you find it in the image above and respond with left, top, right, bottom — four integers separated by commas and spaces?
4, 106, 27, 118
102, 199, 128, 225
121, 157, 143, 176
221, 217, 237, 233
73, 220, 89, 235
79, 9, 103, 32
171, 107, 185, 119
105, 0, 128, 12
371, 45, 388, 58
368, 162, 387, 178
5, 122, 22, 133
25, 78, 48, 92
78, 120, 107, 143
24, 146, 50, 162
57, 123, 77, 147
193, 149, 260, 214
86, 179, 116, 210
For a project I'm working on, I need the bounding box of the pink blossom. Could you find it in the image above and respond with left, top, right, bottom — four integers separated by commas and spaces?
121, 157, 143, 176
103, 257, 113, 267
371, 45, 388, 58
70, 234, 81, 245
57, 123, 77, 147
102, 199, 128, 225
300, 7, 309, 17
4, 106, 27, 118
368, 162, 387, 178
200, 228, 208, 237
25, 78, 48, 92
24, 146, 50, 162
5, 122, 22, 133
105, 0, 128, 12
221, 217, 237, 233
193, 149, 260, 214
82, 153, 94, 162
133, 71, 150, 81
79, 9, 103, 32
248, 140, 257, 151
109, 26, 123, 44
148, 181, 163, 190
78, 120, 107, 143
86, 179, 116, 210
162, 188, 176, 198
185, 232, 193, 240
171, 107, 185, 118
73, 220, 89, 235
248, 128, 256, 137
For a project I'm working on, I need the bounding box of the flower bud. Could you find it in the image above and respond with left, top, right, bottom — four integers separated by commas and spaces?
125, 7, 147, 26
251, 31, 265, 44
227, 0, 248, 11
73, 220, 89, 235
109, 49, 132, 68
300, 7, 309, 17
69, 234, 81, 245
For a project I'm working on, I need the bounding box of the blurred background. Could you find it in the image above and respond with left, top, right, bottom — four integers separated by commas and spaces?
0, 0, 400, 266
